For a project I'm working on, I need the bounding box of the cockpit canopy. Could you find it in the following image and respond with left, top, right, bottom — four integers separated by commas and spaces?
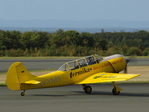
58, 54, 102, 71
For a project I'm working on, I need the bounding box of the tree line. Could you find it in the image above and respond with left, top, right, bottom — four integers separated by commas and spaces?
0, 29, 149, 57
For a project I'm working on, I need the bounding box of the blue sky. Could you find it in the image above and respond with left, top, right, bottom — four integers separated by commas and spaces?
0, 0, 149, 21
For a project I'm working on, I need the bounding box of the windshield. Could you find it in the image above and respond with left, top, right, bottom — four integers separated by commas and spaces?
57, 63, 69, 71
58, 54, 102, 71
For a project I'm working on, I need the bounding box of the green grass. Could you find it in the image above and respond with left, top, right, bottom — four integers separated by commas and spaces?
125, 56, 149, 58
0, 56, 80, 59
99, 81, 149, 84
0, 72, 6, 75
0, 56, 149, 59
0, 83, 6, 86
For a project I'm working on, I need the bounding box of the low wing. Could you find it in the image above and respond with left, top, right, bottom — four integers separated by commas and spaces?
76, 72, 140, 84
21, 80, 41, 85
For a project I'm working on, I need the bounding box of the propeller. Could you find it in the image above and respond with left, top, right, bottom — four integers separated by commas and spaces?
124, 57, 138, 73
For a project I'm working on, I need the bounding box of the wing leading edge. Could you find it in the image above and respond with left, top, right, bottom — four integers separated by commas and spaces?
76, 72, 140, 84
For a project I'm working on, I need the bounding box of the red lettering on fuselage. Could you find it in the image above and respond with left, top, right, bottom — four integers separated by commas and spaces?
112, 59, 123, 65
93, 63, 110, 70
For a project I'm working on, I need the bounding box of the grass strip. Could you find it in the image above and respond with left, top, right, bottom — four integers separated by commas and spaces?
0, 56, 149, 59
0, 56, 80, 59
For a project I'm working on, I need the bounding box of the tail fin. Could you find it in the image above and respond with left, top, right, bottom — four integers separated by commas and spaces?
5, 62, 36, 90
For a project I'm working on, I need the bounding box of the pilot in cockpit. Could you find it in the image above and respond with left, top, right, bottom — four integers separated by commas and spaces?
88, 57, 92, 65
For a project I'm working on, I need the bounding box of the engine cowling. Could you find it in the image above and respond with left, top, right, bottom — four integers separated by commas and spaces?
103, 54, 127, 73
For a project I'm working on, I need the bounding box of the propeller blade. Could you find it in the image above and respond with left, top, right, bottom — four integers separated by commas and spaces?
124, 56, 137, 73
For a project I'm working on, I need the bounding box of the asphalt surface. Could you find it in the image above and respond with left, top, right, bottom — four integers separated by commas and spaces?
0, 84, 149, 112
0, 59, 72, 73
0, 58, 149, 73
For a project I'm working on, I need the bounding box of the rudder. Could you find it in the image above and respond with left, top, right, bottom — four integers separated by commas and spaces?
5, 62, 36, 90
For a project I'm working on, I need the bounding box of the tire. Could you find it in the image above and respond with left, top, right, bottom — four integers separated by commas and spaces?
112, 88, 120, 95
21, 92, 25, 96
84, 86, 92, 94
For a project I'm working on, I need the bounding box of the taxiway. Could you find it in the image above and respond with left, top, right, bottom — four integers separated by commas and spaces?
0, 84, 149, 112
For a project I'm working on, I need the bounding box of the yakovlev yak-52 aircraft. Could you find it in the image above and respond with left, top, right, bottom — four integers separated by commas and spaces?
6, 54, 140, 96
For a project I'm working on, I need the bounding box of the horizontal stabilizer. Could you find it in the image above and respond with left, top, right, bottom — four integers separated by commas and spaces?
23, 80, 41, 85
76, 72, 140, 84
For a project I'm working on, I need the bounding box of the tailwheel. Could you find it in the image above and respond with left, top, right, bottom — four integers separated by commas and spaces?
84, 86, 92, 94
112, 88, 120, 95
21, 90, 25, 96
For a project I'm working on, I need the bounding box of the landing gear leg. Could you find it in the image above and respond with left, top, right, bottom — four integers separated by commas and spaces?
112, 82, 122, 95
21, 90, 25, 96
82, 84, 92, 94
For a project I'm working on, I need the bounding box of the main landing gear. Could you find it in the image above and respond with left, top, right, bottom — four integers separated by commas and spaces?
82, 82, 122, 95
21, 90, 25, 96
82, 84, 92, 93
112, 82, 122, 95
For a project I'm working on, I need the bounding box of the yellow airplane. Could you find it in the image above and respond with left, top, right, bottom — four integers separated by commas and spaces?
5, 54, 140, 96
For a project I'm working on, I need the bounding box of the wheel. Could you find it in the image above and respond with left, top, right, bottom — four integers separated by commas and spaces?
112, 88, 120, 95
21, 92, 25, 96
84, 86, 92, 94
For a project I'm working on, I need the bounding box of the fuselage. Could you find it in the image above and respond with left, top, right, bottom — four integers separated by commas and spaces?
20, 54, 127, 90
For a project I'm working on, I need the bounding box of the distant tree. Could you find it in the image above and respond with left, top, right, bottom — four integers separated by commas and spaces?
79, 32, 94, 47
142, 48, 149, 56
20, 31, 34, 50
30, 31, 49, 49
127, 47, 142, 56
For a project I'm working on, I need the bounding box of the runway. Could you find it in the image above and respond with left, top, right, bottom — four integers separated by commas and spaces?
0, 59, 72, 72
0, 84, 149, 112
0, 58, 149, 73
